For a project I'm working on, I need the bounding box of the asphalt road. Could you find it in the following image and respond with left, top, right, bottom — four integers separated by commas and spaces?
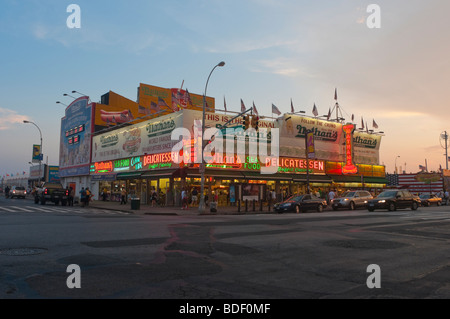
2, 196, 450, 300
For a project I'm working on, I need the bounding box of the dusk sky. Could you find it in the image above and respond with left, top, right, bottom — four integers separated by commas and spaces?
1, 0, 450, 177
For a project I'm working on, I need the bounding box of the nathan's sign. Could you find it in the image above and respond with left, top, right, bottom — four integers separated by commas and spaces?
353, 132, 380, 150
100, 134, 119, 148
145, 119, 176, 138
414, 173, 441, 184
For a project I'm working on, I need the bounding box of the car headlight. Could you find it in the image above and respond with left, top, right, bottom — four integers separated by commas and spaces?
378, 200, 386, 203
343, 199, 349, 201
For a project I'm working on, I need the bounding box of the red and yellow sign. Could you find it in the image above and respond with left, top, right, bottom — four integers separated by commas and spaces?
342, 124, 358, 175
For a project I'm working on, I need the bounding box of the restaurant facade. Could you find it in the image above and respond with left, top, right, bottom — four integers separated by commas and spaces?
59, 83, 387, 206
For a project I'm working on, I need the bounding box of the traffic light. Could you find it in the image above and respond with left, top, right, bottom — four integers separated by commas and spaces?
251, 116, 259, 130
243, 115, 250, 130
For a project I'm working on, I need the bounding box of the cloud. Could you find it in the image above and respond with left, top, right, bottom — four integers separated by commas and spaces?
0, 108, 29, 130
251, 58, 318, 78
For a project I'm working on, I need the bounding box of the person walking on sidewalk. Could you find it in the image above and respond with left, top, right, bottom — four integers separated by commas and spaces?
120, 188, 127, 205
68, 187, 74, 207
79, 187, 86, 207
181, 188, 189, 210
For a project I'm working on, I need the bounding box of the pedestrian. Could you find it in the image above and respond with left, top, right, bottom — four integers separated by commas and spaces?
445, 189, 449, 206
68, 187, 74, 206
151, 189, 157, 207
85, 187, 91, 206
328, 189, 336, 205
5, 186, 10, 198
79, 187, 86, 207
120, 188, 127, 205
102, 188, 108, 201
191, 188, 198, 206
181, 188, 188, 210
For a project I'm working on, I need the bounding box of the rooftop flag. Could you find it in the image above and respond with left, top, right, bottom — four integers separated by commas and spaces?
373, 119, 379, 129
312, 103, 318, 117
241, 99, 246, 113
272, 104, 281, 115
252, 102, 259, 116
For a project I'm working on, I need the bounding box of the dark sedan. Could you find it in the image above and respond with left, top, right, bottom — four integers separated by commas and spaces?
367, 189, 420, 212
274, 194, 327, 214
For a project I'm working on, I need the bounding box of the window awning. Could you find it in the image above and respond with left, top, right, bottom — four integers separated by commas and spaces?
242, 171, 293, 181
116, 172, 142, 180
187, 169, 245, 179
292, 174, 333, 183
141, 169, 177, 178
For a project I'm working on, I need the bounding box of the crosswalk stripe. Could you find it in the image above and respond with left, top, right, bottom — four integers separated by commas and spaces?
25, 206, 53, 212
0, 207, 16, 212
9, 206, 33, 212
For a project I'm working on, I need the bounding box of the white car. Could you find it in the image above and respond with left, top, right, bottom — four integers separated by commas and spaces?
331, 190, 373, 211
10, 186, 27, 199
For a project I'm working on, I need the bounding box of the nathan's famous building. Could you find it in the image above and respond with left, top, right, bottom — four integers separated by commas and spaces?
59, 83, 387, 206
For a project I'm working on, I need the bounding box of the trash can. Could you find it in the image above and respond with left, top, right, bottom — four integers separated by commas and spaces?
210, 201, 217, 213
131, 198, 140, 210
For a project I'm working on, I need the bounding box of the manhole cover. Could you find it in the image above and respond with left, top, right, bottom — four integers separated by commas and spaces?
0, 248, 48, 256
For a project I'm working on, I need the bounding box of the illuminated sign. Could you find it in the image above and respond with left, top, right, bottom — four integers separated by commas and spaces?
342, 124, 358, 175
143, 152, 173, 167
90, 161, 114, 174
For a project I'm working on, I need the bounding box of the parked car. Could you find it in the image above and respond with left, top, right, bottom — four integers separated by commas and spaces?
274, 194, 327, 214
331, 190, 373, 211
9, 186, 27, 199
419, 194, 442, 207
367, 189, 420, 212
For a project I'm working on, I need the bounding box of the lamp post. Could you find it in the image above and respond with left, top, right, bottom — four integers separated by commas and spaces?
395, 155, 400, 174
56, 101, 68, 107
198, 61, 225, 213
23, 120, 43, 186
63, 93, 77, 99
72, 90, 87, 96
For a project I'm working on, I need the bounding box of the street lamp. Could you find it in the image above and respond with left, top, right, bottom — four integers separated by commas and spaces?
72, 90, 87, 96
23, 120, 43, 186
395, 155, 400, 174
63, 93, 77, 99
56, 101, 68, 107
198, 61, 225, 213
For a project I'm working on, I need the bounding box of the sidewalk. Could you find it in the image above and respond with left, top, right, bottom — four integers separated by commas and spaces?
88, 200, 277, 216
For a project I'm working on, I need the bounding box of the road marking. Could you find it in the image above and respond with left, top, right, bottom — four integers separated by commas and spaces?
9, 206, 33, 212
25, 206, 54, 212
0, 207, 16, 212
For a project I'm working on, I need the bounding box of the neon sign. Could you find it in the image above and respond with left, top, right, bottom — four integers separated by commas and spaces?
342, 124, 358, 175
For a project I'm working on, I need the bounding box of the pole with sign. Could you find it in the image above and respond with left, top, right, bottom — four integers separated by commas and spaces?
305, 130, 315, 194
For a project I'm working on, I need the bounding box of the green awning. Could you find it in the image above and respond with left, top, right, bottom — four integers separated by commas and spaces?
116, 172, 142, 180
141, 169, 177, 178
